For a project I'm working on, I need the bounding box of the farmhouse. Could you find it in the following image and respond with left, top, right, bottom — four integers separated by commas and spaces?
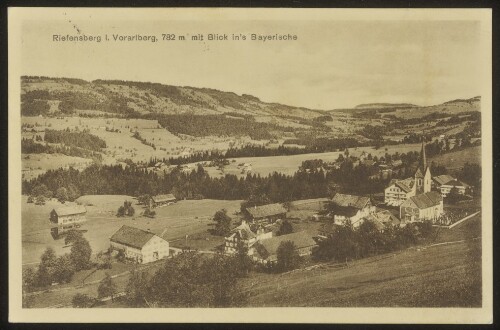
149, 194, 177, 208
49, 205, 87, 237
110, 225, 169, 264
224, 221, 272, 255
355, 209, 401, 229
252, 231, 318, 264
245, 203, 287, 224
433, 175, 471, 197
400, 191, 443, 223
317, 222, 340, 239
330, 193, 375, 225
50, 205, 87, 226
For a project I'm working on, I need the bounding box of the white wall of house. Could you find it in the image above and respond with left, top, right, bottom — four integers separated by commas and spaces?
384, 185, 412, 205
110, 236, 169, 264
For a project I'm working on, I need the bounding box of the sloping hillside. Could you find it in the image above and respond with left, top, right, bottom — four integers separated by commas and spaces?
21, 76, 325, 119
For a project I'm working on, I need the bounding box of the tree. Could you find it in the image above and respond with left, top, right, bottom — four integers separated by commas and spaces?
233, 240, 253, 277
213, 209, 232, 236
125, 269, 151, 307
53, 255, 75, 284
116, 205, 126, 217
32, 183, 52, 199
98, 273, 117, 302
72, 293, 96, 308
37, 247, 57, 286
67, 184, 81, 202
70, 237, 92, 271
64, 229, 83, 245
55, 187, 69, 203
276, 241, 301, 272
203, 252, 246, 307
446, 186, 461, 205
35, 195, 46, 205
276, 220, 293, 236
96, 251, 112, 269
22, 267, 37, 291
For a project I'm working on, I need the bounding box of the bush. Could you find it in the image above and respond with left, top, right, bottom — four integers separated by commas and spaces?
72, 293, 97, 308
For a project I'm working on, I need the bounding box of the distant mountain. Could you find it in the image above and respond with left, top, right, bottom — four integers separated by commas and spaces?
21, 76, 326, 119
329, 96, 480, 117
354, 103, 419, 110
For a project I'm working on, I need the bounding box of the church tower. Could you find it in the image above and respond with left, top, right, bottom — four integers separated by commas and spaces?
414, 138, 432, 194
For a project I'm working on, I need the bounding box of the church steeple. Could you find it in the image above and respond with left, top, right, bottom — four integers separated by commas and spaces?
419, 138, 427, 173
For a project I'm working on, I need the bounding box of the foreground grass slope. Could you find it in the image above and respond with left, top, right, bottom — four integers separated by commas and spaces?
243, 215, 482, 307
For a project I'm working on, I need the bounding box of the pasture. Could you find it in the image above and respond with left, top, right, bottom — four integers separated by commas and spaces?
22, 195, 243, 265
243, 239, 481, 307
429, 146, 481, 170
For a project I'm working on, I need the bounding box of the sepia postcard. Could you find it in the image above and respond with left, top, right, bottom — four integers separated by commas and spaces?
8, 7, 493, 324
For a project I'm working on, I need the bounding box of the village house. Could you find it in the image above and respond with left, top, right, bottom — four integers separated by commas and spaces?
149, 194, 177, 208
109, 225, 169, 264
384, 140, 432, 206
400, 191, 443, 223
252, 231, 318, 265
329, 193, 376, 225
49, 205, 87, 238
224, 221, 272, 255
317, 222, 340, 240
50, 204, 87, 226
245, 203, 287, 224
354, 209, 401, 229
432, 174, 472, 197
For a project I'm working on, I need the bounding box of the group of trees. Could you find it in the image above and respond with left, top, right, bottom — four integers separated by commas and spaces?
23, 163, 332, 204
45, 129, 106, 151
22, 138, 103, 160
124, 251, 248, 307
27, 183, 80, 204
153, 114, 282, 140
313, 220, 434, 262
213, 209, 232, 236
117, 200, 135, 217
23, 234, 92, 290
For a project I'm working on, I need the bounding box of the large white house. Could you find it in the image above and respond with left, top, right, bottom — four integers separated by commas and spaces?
110, 225, 169, 264
330, 193, 376, 225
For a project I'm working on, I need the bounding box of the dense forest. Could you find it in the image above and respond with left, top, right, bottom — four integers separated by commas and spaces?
44, 129, 107, 151
21, 139, 103, 160
151, 114, 289, 140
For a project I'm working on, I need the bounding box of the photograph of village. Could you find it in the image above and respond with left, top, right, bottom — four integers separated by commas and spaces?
17, 15, 486, 310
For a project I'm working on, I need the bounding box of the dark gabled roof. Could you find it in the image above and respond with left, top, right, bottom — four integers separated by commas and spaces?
403, 191, 442, 209
52, 205, 87, 217
110, 225, 157, 249
255, 231, 317, 259
228, 222, 256, 240
389, 177, 414, 193
246, 203, 287, 219
433, 174, 455, 186
151, 194, 176, 203
364, 210, 401, 226
331, 193, 370, 210
332, 206, 359, 217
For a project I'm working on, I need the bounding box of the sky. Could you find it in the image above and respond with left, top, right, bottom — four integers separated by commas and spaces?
19, 15, 483, 110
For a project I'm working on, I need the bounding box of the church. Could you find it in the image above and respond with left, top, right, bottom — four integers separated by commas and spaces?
384, 140, 433, 206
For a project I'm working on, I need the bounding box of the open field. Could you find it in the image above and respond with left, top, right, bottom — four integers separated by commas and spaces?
22, 153, 93, 181
429, 146, 481, 170
22, 195, 243, 265
199, 143, 424, 178
242, 239, 481, 307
